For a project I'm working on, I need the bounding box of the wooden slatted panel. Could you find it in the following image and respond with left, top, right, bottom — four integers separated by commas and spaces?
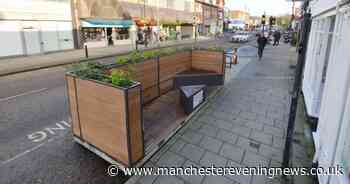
75, 78, 130, 166
136, 59, 159, 104
159, 52, 191, 94
159, 52, 191, 82
192, 50, 224, 74
134, 59, 158, 90
159, 79, 174, 95
66, 75, 81, 137
114, 60, 159, 104
127, 87, 144, 163
143, 86, 159, 103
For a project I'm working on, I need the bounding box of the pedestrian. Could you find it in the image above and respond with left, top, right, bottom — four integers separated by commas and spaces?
257, 33, 268, 60
107, 33, 114, 46
273, 31, 281, 46
144, 27, 151, 47
137, 29, 143, 44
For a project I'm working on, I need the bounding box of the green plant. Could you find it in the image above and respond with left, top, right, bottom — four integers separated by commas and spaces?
177, 47, 192, 52
116, 56, 129, 65
129, 50, 143, 63
143, 50, 159, 59
207, 45, 224, 51
109, 69, 133, 87
160, 47, 177, 56
72, 62, 106, 81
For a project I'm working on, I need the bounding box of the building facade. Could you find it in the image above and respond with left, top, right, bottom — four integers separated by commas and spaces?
71, 0, 134, 48
0, 0, 74, 57
249, 16, 261, 26
194, 0, 224, 35
72, 0, 201, 48
229, 10, 250, 23
302, 0, 350, 183
226, 10, 250, 30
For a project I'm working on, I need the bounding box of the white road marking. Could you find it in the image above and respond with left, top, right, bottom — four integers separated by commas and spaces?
0, 120, 71, 167
0, 88, 48, 102
0, 134, 63, 167
27, 120, 71, 143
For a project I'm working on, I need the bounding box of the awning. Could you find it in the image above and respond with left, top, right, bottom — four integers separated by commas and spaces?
81, 19, 134, 28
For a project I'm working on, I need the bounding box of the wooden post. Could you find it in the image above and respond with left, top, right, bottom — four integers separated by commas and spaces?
233, 48, 238, 65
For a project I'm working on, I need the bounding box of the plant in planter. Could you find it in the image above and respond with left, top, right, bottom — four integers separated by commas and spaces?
109, 69, 134, 87
142, 50, 160, 59
71, 62, 107, 81
66, 61, 143, 167
206, 45, 225, 52
159, 47, 177, 56
129, 50, 144, 63
178, 47, 193, 52
116, 56, 129, 65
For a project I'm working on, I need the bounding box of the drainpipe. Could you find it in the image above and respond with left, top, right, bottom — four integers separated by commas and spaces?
282, 3, 312, 172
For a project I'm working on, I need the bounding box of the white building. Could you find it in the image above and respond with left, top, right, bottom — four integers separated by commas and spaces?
302, 0, 350, 183
0, 0, 74, 57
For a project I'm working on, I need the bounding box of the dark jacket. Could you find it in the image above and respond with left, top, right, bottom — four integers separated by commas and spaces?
274, 31, 281, 40
257, 36, 267, 48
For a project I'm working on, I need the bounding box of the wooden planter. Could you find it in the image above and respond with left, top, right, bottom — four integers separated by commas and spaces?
66, 49, 226, 168
66, 74, 144, 167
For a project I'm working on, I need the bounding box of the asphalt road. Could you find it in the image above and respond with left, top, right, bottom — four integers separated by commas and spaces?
0, 37, 246, 184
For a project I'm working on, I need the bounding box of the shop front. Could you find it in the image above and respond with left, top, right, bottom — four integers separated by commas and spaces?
121, 1, 194, 43
80, 19, 133, 48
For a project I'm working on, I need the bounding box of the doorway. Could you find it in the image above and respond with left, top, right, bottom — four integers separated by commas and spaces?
22, 22, 42, 55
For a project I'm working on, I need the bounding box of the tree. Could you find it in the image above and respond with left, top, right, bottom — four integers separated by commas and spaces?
275, 14, 292, 29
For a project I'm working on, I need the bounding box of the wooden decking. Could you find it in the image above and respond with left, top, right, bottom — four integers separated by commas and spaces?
143, 90, 187, 147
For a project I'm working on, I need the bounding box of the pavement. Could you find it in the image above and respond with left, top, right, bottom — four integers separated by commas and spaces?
0, 37, 213, 76
127, 43, 295, 184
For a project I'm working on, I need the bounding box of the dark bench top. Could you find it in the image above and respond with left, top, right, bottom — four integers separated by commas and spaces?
177, 69, 216, 76
180, 85, 206, 98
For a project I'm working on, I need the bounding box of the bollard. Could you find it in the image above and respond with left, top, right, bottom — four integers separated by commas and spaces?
233, 48, 238, 65
84, 44, 88, 58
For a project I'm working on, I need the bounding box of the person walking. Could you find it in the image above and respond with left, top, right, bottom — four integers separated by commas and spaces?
273, 31, 281, 46
257, 33, 268, 60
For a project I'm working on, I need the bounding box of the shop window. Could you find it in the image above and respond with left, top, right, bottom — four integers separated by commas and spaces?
82, 28, 106, 42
